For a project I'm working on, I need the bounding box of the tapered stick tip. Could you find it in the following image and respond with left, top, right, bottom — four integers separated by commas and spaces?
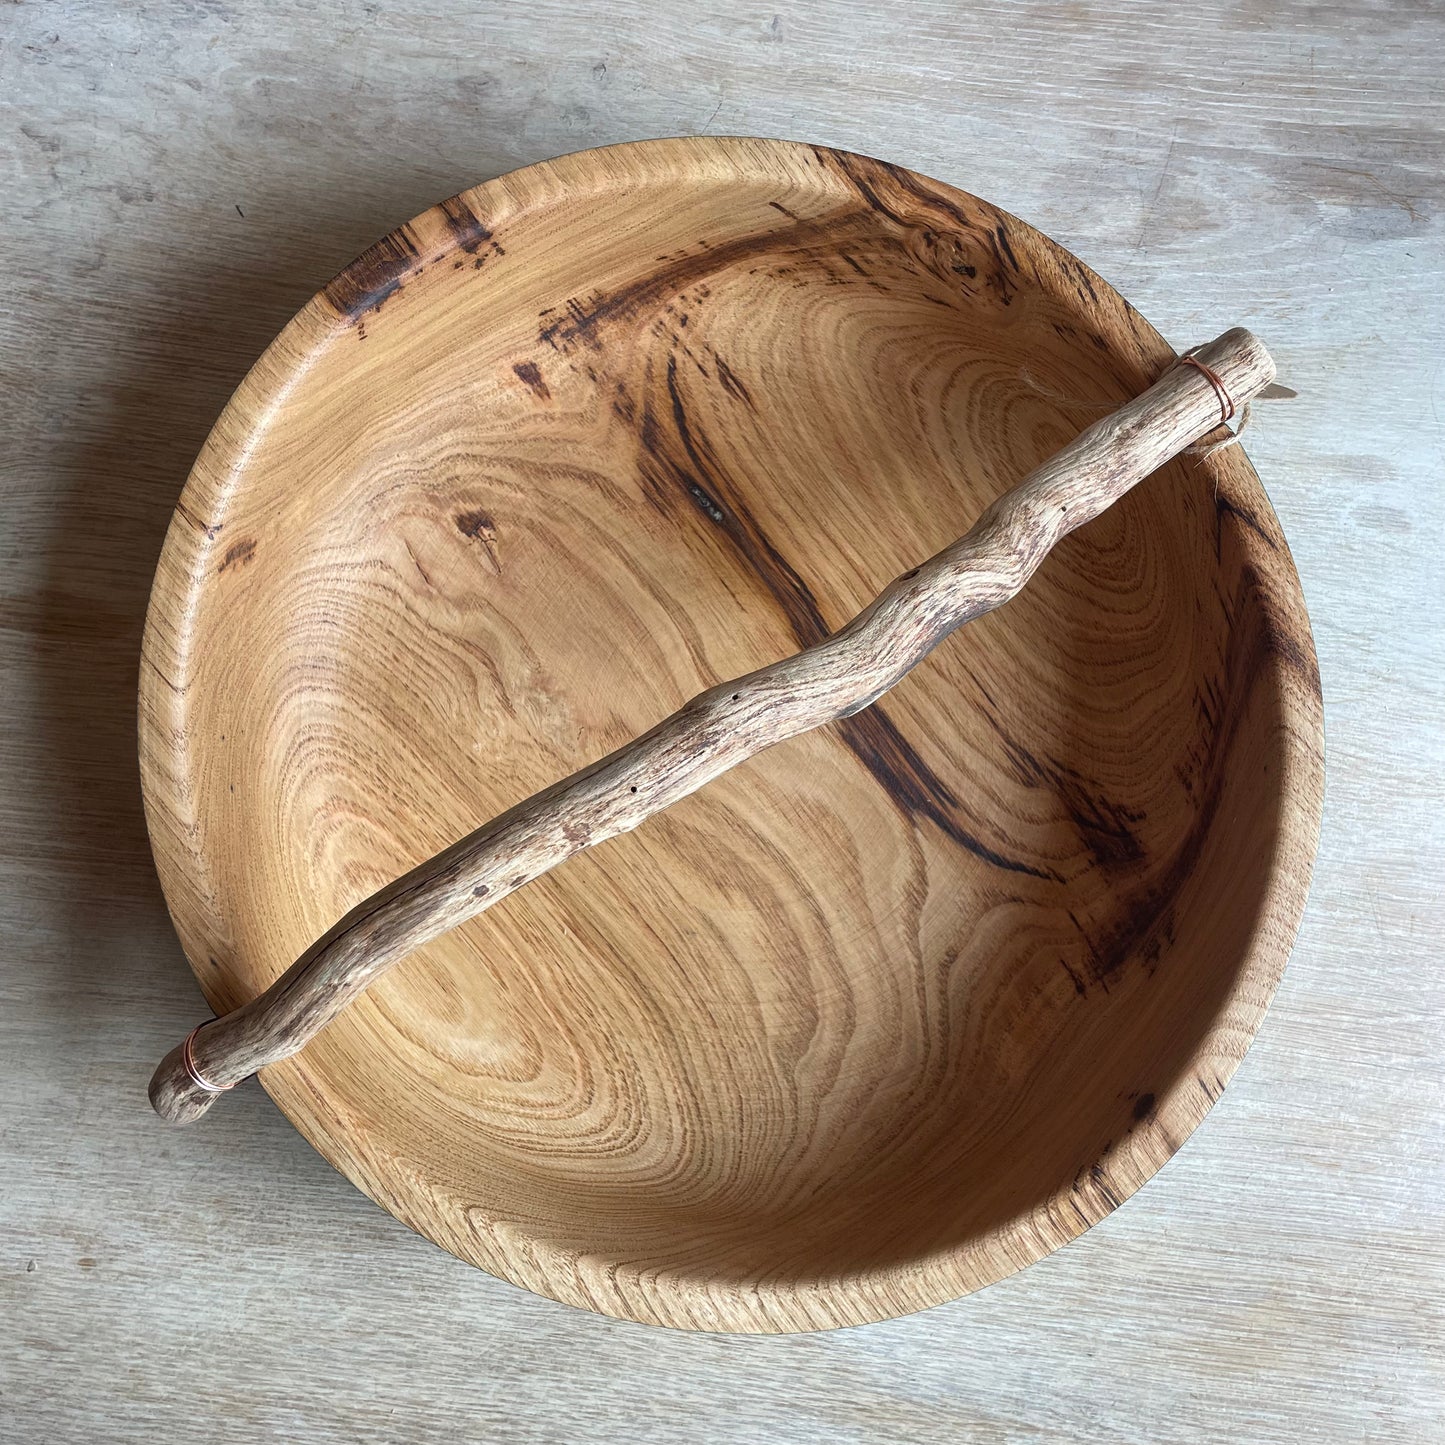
149, 1043, 224, 1124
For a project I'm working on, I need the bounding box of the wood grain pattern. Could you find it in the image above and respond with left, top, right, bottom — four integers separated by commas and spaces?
137, 140, 1318, 1330
147, 325, 1279, 1125
4, 0, 1441, 1435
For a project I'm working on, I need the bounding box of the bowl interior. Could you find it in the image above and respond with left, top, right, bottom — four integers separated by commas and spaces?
141, 139, 1321, 1331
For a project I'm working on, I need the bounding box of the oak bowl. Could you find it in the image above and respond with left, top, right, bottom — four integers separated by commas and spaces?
139, 137, 1323, 1332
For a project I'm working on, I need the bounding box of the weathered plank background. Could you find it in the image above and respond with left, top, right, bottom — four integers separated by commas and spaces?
2, 2, 1440, 1440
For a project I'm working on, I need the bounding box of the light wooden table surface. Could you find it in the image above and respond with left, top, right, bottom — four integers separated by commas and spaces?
3, 3, 1440, 1440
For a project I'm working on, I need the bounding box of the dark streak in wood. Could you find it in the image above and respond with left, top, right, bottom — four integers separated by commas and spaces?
455, 508, 501, 573
403, 537, 435, 589
839, 706, 1057, 878
1089, 1163, 1124, 1210
981, 711, 1146, 872
537, 208, 877, 354
323, 227, 420, 323
176, 500, 222, 540
1083, 566, 1284, 980
993, 224, 1019, 271
513, 360, 552, 401
820, 148, 1021, 305
438, 194, 493, 254
1217, 493, 1279, 552
637, 352, 1055, 879
456, 509, 495, 540
714, 354, 754, 408
217, 538, 255, 574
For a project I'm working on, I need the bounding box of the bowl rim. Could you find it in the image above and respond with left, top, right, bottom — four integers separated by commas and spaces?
138, 135, 1326, 1332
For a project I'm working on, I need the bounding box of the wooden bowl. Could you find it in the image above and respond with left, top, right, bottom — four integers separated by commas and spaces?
140, 138, 1323, 1332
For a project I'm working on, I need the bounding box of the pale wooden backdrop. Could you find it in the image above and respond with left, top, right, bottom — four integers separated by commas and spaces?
2, 2, 1440, 1440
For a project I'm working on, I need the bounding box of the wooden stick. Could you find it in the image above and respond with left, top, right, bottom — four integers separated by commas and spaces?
149, 327, 1276, 1123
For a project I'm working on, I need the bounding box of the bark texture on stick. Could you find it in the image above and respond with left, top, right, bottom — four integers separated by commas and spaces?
149, 327, 1275, 1123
